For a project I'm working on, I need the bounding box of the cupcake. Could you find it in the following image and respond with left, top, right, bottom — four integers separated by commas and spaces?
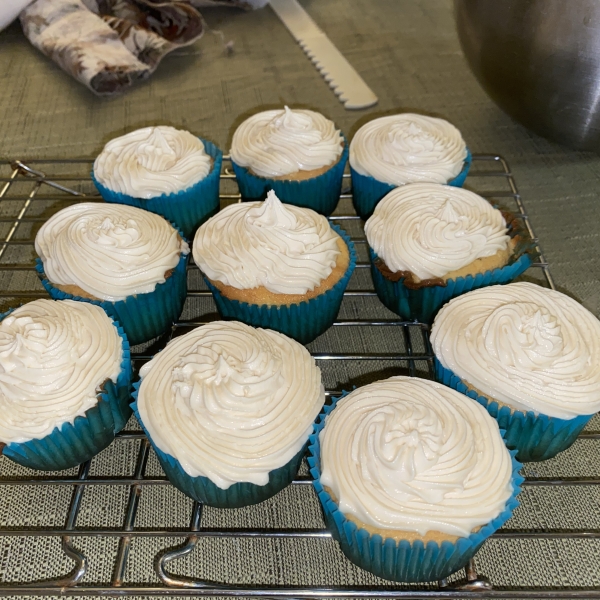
92, 126, 223, 238
349, 114, 471, 219
0, 299, 131, 471
132, 320, 324, 508
364, 183, 533, 323
307, 376, 522, 583
230, 106, 347, 215
35, 202, 190, 346
192, 190, 356, 344
432, 282, 600, 462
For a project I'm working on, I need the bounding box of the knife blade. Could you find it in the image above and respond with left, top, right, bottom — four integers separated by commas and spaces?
270, 0, 378, 110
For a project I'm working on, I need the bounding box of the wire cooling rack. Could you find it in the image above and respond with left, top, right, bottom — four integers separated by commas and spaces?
0, 155, 598, 598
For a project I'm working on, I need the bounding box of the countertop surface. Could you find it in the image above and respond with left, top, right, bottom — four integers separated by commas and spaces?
0, 0, 599, 596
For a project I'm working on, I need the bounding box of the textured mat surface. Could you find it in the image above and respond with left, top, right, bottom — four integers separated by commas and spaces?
0, 0, 599, 596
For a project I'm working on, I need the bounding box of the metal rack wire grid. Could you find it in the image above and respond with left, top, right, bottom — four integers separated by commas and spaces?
0, 155, 598, 598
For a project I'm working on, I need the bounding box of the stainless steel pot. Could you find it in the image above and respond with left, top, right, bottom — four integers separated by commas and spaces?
455, 0, 600, 151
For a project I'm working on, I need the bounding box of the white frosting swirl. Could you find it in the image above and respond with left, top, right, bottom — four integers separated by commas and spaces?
364, 183, 510, 280
94, 126, 212, 198
350, 114, 467, 185
319, 376, 513, 537
193, 191, 341, 294
230, 107, 344, 177
35, 203, 189, 302
431, 282, 600, 419
137, 321, 324, 488
0, 299, 123, 444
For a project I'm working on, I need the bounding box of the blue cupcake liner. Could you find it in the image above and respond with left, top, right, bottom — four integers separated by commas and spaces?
435, 360, 594, 462
92, 139, 223, 239
1, 307, 132, 471
202, 224, 356, 344
369, 243, 532, 324
131, 384, 306, 508
350, 148, 472, 220
231, 140, 349, 216
35, 250, 188, 346
307, 390, 523, 583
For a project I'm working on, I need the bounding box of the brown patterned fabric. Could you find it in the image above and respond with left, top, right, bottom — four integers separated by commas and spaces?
19, 0, 250, 96
94, 1, 204, 44
187, 0, 267, 8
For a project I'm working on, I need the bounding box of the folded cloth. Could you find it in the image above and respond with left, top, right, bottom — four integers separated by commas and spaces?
19, 0, 260, 95
190, 0, 269, 6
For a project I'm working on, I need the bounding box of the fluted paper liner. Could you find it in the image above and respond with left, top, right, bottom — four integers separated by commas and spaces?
435, 360, 593, 462
93, 139, 223, 239
368, 208, 535, 324
232, 141, 349, 216
131, 385, 306, 509
2, 310, 132, 471
36, 248, 188, 346
203, 224, 356, 344
307, 391, 523, 583
350, 149, 472, 220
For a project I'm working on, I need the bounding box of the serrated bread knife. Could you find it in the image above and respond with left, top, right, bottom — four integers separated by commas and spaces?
270, 0, 378, 109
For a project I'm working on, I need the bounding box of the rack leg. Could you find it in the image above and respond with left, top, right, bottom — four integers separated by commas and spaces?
449, 558, 493, 592
32, 461, 90, 588
154, 502, 214, 589
111, 439, 150, 587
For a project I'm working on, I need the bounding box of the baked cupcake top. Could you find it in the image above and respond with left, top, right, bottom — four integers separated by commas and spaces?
319, 376, 513, 537
364, 183, 510, 281
193, 190, 341, 294
93, 126, 212, 198
230, 107, 344, 178
0, 299, 123, 444
35, 203, 189, 302
431, 282, 600, 419
137, 320, 324, 488
350, 114, 467, 186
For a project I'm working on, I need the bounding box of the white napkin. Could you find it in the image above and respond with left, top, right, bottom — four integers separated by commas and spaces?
0, 0, 34, 32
